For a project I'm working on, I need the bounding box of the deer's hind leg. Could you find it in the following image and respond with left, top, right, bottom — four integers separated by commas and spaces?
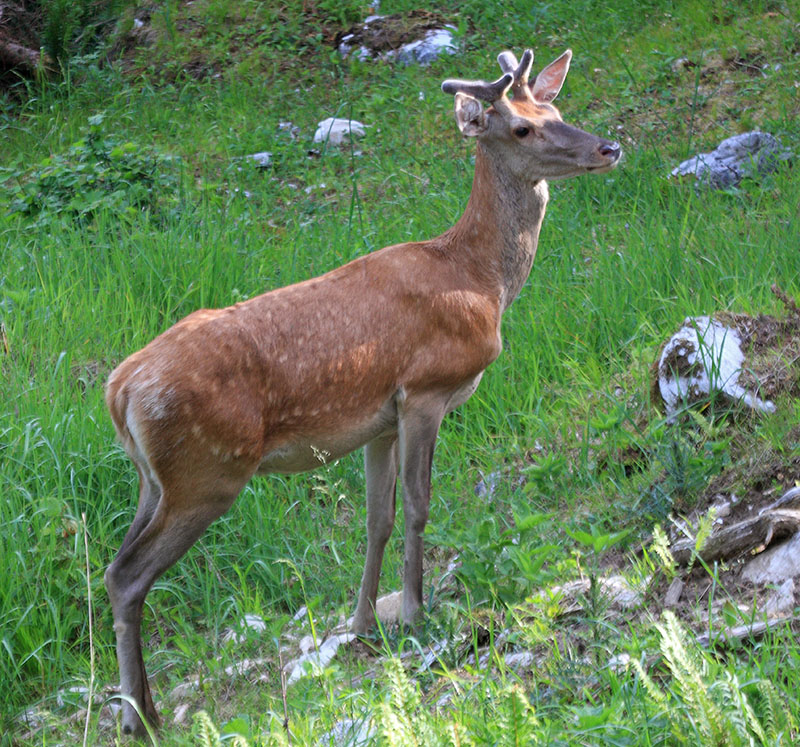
105, 466, 249, 736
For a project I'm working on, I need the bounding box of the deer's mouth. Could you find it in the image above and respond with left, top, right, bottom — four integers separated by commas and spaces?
587, 160, 620, 174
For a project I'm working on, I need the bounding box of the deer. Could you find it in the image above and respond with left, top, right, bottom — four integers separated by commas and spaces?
104, 46, 620, 736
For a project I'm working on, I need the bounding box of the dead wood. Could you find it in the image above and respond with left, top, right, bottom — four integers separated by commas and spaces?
671, 509, 800, 566
695, 614, 800, 647
0, 34, 39, 69
0, 33, 53, 75
663, 577, 684, 608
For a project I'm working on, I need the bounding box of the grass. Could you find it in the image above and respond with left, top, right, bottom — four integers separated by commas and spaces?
2, 0, 800, 743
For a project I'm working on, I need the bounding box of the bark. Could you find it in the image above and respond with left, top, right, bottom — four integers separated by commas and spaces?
671, 509, 800, 566
0, 35, 50, 73
695, 615, 800, 647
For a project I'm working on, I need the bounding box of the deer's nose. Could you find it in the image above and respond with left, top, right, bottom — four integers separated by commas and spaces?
599, 141, 621, 159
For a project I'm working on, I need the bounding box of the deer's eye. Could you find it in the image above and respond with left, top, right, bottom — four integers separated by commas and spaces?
514, 126, 530, 138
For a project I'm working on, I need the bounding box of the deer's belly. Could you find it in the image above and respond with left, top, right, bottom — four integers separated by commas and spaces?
257, 396, 398, 473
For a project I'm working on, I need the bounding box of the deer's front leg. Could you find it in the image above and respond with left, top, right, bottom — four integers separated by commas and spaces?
397, 404, 444, 627
352, 433, 399, 634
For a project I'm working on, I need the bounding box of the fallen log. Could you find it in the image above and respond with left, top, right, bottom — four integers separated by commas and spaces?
695, 614, 800, 647
0, 34, 45, 73
671, 509, 800, 566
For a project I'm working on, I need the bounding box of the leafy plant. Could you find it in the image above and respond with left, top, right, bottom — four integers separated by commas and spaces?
565, 524, 630, 555
3, 113, 180, 226
193, 710, 258, 747
431, 511, 561, 607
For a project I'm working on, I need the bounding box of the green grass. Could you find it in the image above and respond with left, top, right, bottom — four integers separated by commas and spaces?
2, 0, 800, 743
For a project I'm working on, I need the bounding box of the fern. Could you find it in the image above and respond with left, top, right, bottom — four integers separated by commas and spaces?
193, 710, 225, 747
495, 684, 539, 747
750, 679, 798, 743
688, 508, 716, 574
377, 658, 440, 746
636, 612, 796, 746
651, 524, 676, 578
192, 710, 285, 747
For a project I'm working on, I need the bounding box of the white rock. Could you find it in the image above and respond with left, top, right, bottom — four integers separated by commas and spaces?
346, 590, 404, 629
242, 613, 267, 632
245, 151, 272, 168
313, 118, 366, 146
503, 651, 535, 669
293, 605, 308, 622
173, 702, 192, 726
168, 679, 199, 703
710, 497, 732, 518
474, 470, 501, 497
742, 532, 800, 584
338, 17, 455, 65
284, 632, 356, 684
224, 656, 270, 678
608, 653, 631, 673
222, 612, 268, 643
321, 718, 375, 747
657, 316, 775, 417
602, 575, 643, 609
375, 590, 403, 624
278, 121, 300, 139
299, 634, 315, 654
420, 638, 449, 670
56, 686, 90, 707
394, 27, 457, 66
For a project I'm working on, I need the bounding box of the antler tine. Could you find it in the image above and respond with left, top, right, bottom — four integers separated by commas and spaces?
497, 49, 534, 98
497, 50, 519, 74
441, 73, 513, 103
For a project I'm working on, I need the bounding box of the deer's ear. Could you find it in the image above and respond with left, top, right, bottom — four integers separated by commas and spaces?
453, 93, 488, 137
530, 49, 572, 104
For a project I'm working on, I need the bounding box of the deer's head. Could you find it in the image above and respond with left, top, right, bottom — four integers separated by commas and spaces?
442, 49, 621, 181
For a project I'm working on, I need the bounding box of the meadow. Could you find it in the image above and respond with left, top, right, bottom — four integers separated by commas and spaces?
1, 0, 800, 743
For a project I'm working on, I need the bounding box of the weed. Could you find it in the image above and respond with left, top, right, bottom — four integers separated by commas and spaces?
3, 113, 180, 227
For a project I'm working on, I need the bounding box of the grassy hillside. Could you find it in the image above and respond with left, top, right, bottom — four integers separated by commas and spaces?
2, 0, 799, 743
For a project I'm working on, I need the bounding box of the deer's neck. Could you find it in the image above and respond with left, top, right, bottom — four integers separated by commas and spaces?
445, 143, 549, 311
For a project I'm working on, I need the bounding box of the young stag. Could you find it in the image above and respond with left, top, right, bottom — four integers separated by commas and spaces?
105, 47, 620, 735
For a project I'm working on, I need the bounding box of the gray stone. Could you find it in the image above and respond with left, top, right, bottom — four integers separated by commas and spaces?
503, 650, 536, 669
671, 131, 792, 189
245, 151, 272, 168
320, 718, 375, 746
742, 532, 800, 584
763, 578, 796, 618
664, 577, 684, 608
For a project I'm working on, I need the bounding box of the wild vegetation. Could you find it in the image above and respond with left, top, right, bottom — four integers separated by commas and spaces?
1, 0, 799, 744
